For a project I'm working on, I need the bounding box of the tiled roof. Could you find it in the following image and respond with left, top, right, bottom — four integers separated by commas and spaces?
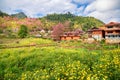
105, 22, 120, 26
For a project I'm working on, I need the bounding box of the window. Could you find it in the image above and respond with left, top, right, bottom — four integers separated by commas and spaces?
116, 30, 120, 33
64, 37, 66, 39
108, 35, 110, 38
105, 35, 109, 38
71, 36, 73, 39
107, 26, 113, 28
117, 35, 120, 38
112, 35, 115, 37
107, 31, 113, 34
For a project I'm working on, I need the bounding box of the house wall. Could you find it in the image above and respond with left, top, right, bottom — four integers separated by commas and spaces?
66, 36, 72, 40
92, 30, 103, 40
106, 38, 120, 44
60, 36, 66, 40
60, 36, 80, 40
73, 36, 80, 40
92, 35, 102, 41
92, 30, 102, 35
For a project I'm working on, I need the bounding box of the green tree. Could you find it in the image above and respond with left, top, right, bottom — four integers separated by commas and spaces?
0, 29, 3, 34
18, 25, 28, 38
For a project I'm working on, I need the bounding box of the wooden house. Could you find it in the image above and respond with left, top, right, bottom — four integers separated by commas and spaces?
88, 22, 120, 43
88, 27, 105, 41
60, 30, 83, 40
104, 22, 120, 43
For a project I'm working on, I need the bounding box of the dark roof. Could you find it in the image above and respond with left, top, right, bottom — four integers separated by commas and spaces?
91, 27, 99, 29
87, 27, 103, 32
60, 30, 83, 36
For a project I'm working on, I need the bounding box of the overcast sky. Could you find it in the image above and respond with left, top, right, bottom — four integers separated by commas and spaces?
0, 0, 120, 23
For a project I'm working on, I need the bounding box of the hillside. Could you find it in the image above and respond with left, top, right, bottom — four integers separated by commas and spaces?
0, 11, 104, 38
44, 13, 104, 31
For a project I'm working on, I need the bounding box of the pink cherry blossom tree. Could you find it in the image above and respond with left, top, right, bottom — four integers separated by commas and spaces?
52, 23, 65, 40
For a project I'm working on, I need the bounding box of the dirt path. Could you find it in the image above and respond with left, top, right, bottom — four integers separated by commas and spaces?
0, 44, 56, 49
0, 43, 102, 50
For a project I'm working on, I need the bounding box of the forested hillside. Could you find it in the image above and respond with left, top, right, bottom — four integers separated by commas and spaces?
44, 12, 104, 31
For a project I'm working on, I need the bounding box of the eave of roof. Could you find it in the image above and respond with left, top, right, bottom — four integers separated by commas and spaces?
105, 22, 120, 26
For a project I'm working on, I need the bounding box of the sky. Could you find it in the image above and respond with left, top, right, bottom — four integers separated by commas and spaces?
0, 0, 120, 23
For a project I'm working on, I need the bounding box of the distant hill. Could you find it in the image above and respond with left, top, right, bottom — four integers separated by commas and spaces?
0, 10, 9, 17
11, 12, 27, 19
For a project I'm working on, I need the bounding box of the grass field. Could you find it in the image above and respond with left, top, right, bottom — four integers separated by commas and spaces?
0, 38, 120, 80
0, 38, 54, 49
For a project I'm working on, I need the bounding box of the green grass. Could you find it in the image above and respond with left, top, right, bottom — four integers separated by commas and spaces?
0, 38, 120, 80
0, 38, 54, 48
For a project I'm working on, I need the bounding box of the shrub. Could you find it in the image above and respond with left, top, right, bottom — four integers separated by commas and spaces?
0, 29, 3, 34
18, 25, 28, 38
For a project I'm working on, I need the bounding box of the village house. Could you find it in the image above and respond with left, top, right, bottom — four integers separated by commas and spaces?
88, 22, 120, 43
104, 22, 120, 43
60, 30, 83, 40
88, 27, 105, 41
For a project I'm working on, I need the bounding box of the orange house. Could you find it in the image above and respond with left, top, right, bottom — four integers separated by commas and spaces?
60, 30, 83, 40
60, 35, 81, 40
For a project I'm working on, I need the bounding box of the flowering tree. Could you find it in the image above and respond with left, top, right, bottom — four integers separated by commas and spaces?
63, 21, 73, 32
52, 23, 64, 40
